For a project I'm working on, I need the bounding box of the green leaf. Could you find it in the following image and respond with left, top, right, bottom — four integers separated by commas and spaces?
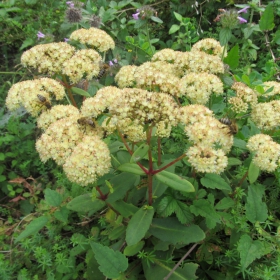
110, 201, 138, 218
126, 206, 154, 246
19, 38, 34, 50
227, 157, 242, 166
67, 194, 105, 213
155, 171, 195, 192
245, 184, 268, 223
173, 12, 183, 22
71, 87, 91, 97
215, 197, 234, 210
108, 225, 126, 240
44, 189, 62, 207
190, 199, 220, 229
118, 163, 146, 175
85, 250, 105, 280
15, 216, 49, 242
151, 16, 163, 24
130, 144, 149, 163
259, 4, 275, 31
143, 260, 198, 280
224, 45, 239, 69
248, 161, 260, 184
169, 24, 180, 34
149, 217, 205, 245
0, 175, 6, 182
106, 172, 139, 203
219, 28, 232, 46
124, 241, 145, 256
200, 174, 231, 191
275, 30, 280, 44
90, 242, 128, 279
54, 206, 69, 223
237, 235, 267, 271
233, 138, 247, 149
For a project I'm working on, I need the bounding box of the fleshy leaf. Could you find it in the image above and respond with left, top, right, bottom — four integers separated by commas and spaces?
126, 206, 154, 246
130, 144, 149, 163
71, 87, 91, 97
149, 217, 205, 245
248, 161, 260, 184
118, 163, 146, 175
224, 45, 239, 69
200, 174, 231, 191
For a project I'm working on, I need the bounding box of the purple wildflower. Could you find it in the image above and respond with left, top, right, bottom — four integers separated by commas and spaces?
64, 38, 70, 42
238, 6, 249, 14
132, 12, 140, 20
113, 58, 118, 64
237, 16, 247, 23
109, 61, 114, 66
37, 31, 45, 39
66, 1, 74, 8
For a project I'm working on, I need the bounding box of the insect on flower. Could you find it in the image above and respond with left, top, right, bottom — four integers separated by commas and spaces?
37, 94, 51, 109
77, 117, 96, 128
219, 118, 238, 135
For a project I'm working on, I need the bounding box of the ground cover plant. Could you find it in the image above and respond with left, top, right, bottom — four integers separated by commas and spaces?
1, 0, 280, 279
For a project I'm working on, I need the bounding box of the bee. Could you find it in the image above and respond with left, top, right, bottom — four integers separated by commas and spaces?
77, 117, 96, 128
96, 63, 110, 80
219, 118, 238, 135
37, 94, 51, 109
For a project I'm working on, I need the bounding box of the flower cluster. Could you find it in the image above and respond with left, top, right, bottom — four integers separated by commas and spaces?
191, 38, 226, 58
178, 72, 223, 104
70, 28, 115, 52
21, 42, 76, 75
229, 82, 258, 113
37, 105, 80, 130
247, 134, 280, 172
251, 100, 280, 130
6, 78, 65, 116
62, 49, 101, 84
63, 136, 111, 186
178, 104, 233, 173
114, 65, 138, 88
263, 81, 280, 96
151, 48, 180, 64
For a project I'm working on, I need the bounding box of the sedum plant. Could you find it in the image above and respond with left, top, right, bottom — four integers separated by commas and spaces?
5, 26, 280, 279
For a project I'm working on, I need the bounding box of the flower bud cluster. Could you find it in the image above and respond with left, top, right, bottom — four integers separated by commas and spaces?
63, 135, 111, 186
62, 49, 101, 84
115, 66, 138, 88
178, 72, 223, 104
229, 82, 258, 113
191, 38, 226, 58
70, 28, 115, 52
21, 42, 76, 75
251, 100, 280, 130
247, 134, 280, 172
178, 105, 233, 173
6, 78, 65, 116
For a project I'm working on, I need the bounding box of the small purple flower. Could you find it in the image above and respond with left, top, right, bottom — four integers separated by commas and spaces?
109, 61, 114, 66
113, 58, 118, 64
37, 31, 45, 39
237, 16, 247, 23
64, 38, 70, 42
132, 12, 140, 20
238, 6, 249, 14
66, 1, 74, 8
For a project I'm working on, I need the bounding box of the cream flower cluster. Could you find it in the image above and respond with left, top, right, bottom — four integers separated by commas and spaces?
37, 105, 80, 130
62, 49, 101, 84
229, 82, 258, 113
63, 136, 111, 186
36, 117, 84, 165
263, 81, 280, 96
81, 86, 122, 117
151, 48, 181, 63
21, 42, 76, 75
186, 145, 228, 174
115, 65, 138, 88
70, 28, 115, 52
133, 61, 181, 95
177, 104, 233, 173
247, 134, 280, 172
251, 100, 280, 130
178, 72, 223, 104
6, 78, 65, 116
191, 38, 226, 58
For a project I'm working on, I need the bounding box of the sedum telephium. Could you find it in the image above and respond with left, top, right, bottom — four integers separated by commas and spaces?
6, 32, 280, 185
